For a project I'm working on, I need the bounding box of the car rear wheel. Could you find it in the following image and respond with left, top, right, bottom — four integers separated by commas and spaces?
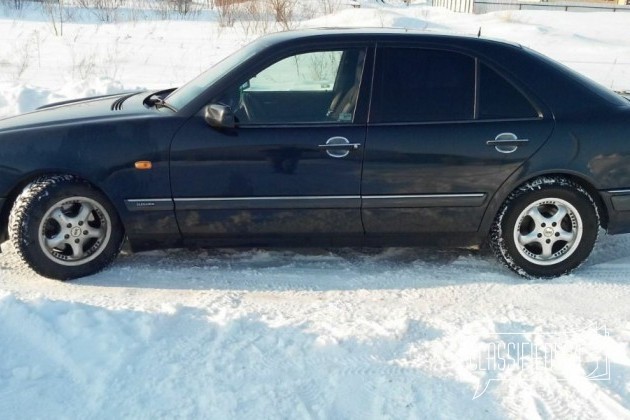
490, 177, 599, 278
9, 175, 124, 280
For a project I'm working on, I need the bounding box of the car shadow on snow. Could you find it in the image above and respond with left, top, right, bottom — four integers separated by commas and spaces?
71, 232, 630, 290
75, 245, 511, 290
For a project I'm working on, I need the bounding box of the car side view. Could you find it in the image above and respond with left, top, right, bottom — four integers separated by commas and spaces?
1, 28, 629, 280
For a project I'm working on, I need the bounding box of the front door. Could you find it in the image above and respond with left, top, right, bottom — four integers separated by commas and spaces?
170, 47, 370, 245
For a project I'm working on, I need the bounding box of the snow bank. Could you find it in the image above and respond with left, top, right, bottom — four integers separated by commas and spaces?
0, 294, 502, 418
0, 78, 128, 116
1, 283, 627, 418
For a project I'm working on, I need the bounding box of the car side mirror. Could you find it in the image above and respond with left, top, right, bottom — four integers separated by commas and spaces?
204, 104, 236, 129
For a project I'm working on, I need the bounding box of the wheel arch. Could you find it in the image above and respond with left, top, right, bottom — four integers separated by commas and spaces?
480, 170, 608, 242
562, 173, 608, 229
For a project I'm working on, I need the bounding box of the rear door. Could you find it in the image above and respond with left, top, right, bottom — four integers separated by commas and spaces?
362, 46, 555, 237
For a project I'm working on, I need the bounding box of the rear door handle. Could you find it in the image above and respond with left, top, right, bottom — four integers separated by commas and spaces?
486, 132, 529, 154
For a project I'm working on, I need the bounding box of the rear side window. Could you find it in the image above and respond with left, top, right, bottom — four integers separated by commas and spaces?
372, 48, 475, 123
478, 63, 538, 119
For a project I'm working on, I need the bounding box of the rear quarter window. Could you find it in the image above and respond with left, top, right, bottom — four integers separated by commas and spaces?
478, 63, 539, 119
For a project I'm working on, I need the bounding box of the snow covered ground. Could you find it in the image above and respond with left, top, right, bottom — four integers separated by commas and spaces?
1, 2, 630, 419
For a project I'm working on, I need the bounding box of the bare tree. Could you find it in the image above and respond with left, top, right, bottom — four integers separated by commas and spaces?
322, 0, 341, 15
238, 0, 272, 36
169, 0, 202, 17
267, 0, 296, 30
76, 0, 120, 22
2, 0, 25, 10
42, 0, 64, 36
216, 0, 237, 26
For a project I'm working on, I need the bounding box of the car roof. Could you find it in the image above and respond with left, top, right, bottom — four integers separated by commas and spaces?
257, 27, 524, 49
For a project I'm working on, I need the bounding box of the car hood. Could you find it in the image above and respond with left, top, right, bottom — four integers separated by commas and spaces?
0, 91, 152, 133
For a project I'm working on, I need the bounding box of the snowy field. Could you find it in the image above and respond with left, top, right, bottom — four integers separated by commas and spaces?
1, 1, 630, 418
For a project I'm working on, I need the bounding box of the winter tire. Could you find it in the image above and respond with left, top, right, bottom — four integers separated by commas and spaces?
490, 177, 599, 278
9, 175, 124, 280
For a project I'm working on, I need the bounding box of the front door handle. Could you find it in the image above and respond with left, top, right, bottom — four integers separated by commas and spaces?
486, 132, 529, 154
318, 136, 361, 158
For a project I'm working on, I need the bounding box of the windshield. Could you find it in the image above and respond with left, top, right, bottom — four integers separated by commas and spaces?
166, 41, 263, 110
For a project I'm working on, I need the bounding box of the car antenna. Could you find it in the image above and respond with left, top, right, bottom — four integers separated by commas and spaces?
477, 27, 482, 38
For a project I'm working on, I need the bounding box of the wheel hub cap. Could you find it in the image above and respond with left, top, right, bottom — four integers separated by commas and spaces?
513, 197, 583, 266
38, 196, 112, 267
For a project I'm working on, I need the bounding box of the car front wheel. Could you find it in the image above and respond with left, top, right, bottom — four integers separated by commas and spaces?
490, 177, 599, 278
9, 175, 124, 280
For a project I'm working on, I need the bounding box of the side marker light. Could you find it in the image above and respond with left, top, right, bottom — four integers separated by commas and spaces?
135, 161, 152, 170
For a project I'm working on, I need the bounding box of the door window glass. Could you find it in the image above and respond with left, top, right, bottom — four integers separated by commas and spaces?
216, 49, 366, 124
372, 48, 475, 123
249, 51, 343, 92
